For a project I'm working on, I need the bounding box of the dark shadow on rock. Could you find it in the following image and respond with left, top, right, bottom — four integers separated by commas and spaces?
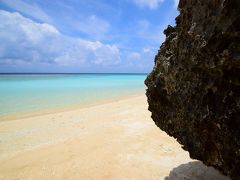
165, 161, 231, 180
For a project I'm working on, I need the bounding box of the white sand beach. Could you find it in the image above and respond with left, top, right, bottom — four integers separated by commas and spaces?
0, 95, 229, 180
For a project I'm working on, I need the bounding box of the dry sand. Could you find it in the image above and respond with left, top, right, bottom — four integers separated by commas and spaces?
0, 95, 229, 180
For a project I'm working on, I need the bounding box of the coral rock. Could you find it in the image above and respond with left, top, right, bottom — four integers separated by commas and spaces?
145, 0, 240, 179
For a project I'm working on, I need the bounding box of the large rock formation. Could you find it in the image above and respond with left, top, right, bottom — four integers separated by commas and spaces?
145, 0, 240, 179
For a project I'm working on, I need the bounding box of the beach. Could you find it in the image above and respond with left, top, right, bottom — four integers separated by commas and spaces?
0, 94, 229, 180
0, 0, 237, 178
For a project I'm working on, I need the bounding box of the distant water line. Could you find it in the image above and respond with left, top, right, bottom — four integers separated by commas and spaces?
0, 74, 146, 120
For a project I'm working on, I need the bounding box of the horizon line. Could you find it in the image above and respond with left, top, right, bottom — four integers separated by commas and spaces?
0, 72, 148, 75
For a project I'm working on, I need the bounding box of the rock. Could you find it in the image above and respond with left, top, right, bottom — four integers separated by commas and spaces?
145, 0, 240, 179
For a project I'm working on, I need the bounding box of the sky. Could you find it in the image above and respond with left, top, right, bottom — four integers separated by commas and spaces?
0, 0, 179, 73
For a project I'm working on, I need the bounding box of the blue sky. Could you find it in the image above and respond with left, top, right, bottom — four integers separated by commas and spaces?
0, 0, 179, 73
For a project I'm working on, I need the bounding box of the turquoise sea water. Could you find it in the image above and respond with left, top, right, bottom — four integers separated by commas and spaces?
0, 74, 146, 119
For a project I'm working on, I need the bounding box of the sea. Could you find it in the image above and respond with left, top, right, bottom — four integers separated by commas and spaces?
0, 74, 147, 120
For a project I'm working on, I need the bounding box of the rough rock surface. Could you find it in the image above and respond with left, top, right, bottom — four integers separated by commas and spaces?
145, 0, 240, 179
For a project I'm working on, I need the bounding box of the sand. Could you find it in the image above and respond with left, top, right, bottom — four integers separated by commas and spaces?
0, 95, 229, 180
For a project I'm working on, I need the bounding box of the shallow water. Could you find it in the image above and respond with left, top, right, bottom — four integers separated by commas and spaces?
0, 74, 146, 119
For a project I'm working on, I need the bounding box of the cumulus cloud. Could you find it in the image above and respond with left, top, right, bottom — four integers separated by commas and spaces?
122, 46, 155, 71
0, 10, 120, 68
133, 0, 164, 9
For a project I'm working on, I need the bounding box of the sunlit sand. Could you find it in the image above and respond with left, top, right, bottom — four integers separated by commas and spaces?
0, 95, 228, 179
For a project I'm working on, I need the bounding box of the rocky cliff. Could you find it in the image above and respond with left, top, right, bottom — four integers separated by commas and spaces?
145, 0, 240, 179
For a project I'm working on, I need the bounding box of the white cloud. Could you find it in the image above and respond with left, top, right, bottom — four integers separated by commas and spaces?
74, 15, 110, 37
133, 0, 164, 9
0, 10, 120, 67
142, 47, 153, 53
127, 52, 141, 60
0, 0, 52, 23
123, 46, 156, 70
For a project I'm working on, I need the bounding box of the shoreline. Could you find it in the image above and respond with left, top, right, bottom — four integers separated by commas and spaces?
0, 90, 144, 122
